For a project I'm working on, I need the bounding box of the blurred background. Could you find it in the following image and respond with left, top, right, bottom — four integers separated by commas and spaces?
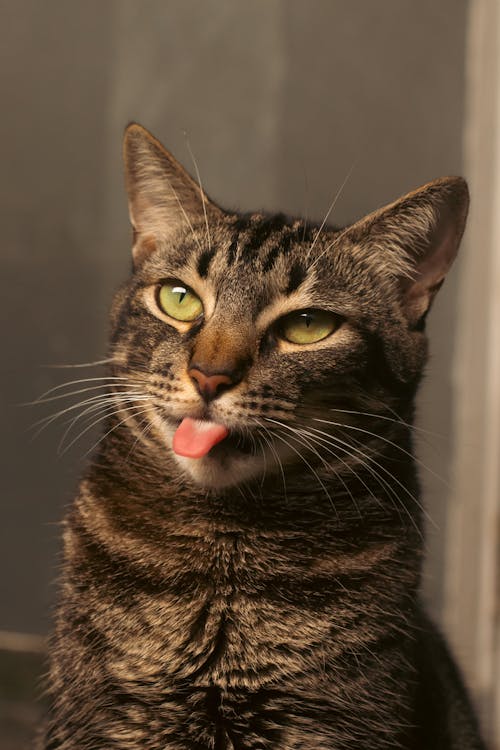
1, 1, 499, 748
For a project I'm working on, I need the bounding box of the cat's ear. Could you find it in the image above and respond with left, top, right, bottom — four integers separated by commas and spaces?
345, 177, 469, 327
123, 123, 222, 265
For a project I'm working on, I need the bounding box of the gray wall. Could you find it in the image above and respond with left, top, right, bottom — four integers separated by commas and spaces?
1, 0, 467, 634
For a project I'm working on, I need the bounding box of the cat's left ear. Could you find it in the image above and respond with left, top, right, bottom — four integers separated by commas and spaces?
123, 123, 222, 265
346, 177, 469, 327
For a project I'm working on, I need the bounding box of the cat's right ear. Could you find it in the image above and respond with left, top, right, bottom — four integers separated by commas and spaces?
337, 176, 469, 328
123, 123, 221, 265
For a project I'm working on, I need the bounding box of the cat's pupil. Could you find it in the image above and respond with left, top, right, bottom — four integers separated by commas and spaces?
173, 287, 187, 303
303, 314, 312, 328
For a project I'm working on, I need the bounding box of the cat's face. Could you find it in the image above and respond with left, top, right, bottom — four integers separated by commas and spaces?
109, 124, 468, 489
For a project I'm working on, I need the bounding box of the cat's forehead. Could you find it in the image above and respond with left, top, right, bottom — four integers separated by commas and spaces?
141, 212, 355, 315
201, 214, 314, 297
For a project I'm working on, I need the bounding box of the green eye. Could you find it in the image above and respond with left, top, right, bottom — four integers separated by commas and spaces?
280, 309, 339, 344
157, 281, 203, 322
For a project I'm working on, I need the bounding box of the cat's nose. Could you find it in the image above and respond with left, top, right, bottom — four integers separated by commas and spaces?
188, 366, 238, 402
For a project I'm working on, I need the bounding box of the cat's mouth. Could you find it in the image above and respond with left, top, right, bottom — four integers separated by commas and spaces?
172, 417, 228, 458
167, 416, 262, 489
171, 417, 255, 459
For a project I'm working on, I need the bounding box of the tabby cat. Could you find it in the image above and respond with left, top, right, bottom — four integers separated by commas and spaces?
39, 124, 486, 749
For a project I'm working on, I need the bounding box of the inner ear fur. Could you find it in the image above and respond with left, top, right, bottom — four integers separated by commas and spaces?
344, 177, 469, 326
123, 123, 222, 265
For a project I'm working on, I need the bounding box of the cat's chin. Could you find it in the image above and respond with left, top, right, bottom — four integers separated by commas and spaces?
174, 451, 265, 489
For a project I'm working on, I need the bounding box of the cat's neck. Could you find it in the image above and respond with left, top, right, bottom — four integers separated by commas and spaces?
84, 416, 422, 543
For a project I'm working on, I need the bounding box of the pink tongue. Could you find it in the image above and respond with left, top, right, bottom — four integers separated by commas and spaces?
172, 417, 229, 459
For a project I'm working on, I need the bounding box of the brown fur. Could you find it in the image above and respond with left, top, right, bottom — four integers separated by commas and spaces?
39, 124, 485, 749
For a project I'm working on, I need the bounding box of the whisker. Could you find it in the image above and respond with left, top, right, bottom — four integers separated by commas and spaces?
256, 420, 288, 502
301, 165, 309, 243
245, 425, 258, 458
159, 156, 202, 252
57, 395, 151, 454
326, 407, 443, 439
125, 411, 156, 461
311, 417, 448, 489
40, 358, 115, 369
29, 391, 148, 436
302, 423, 431, 532
53, 402, 129, 455
26, 381, 146, 407
57, 401, 131, 455
27, 376, 131, 405
305, 427, 418, 534
295, 425, 398, 519
64, 404, 153, 458
292, 426, 365, 518
264, 417, 336, 514
184, 134, 212, 254
306, 159, 357, 261
82, 404, 155, 459
256, 434, 268, 489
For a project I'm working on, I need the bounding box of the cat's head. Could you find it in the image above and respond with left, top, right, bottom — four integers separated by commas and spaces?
109, 123, 468, 490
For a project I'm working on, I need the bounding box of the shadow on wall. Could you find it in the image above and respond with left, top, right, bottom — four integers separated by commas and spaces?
0, 637, 46, 750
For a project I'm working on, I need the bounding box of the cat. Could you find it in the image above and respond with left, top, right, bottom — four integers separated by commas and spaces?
38, 123, 486, 749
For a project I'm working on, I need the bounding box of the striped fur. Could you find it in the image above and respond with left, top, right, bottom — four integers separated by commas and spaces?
39, 125, 484, 749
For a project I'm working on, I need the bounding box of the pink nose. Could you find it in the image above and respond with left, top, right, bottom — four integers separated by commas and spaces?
188, 368, 233, 402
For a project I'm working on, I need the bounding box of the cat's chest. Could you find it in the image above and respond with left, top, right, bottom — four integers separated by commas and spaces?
104, 530, 338, 690
73, 508, 416, 748
97, 527, 413, 750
